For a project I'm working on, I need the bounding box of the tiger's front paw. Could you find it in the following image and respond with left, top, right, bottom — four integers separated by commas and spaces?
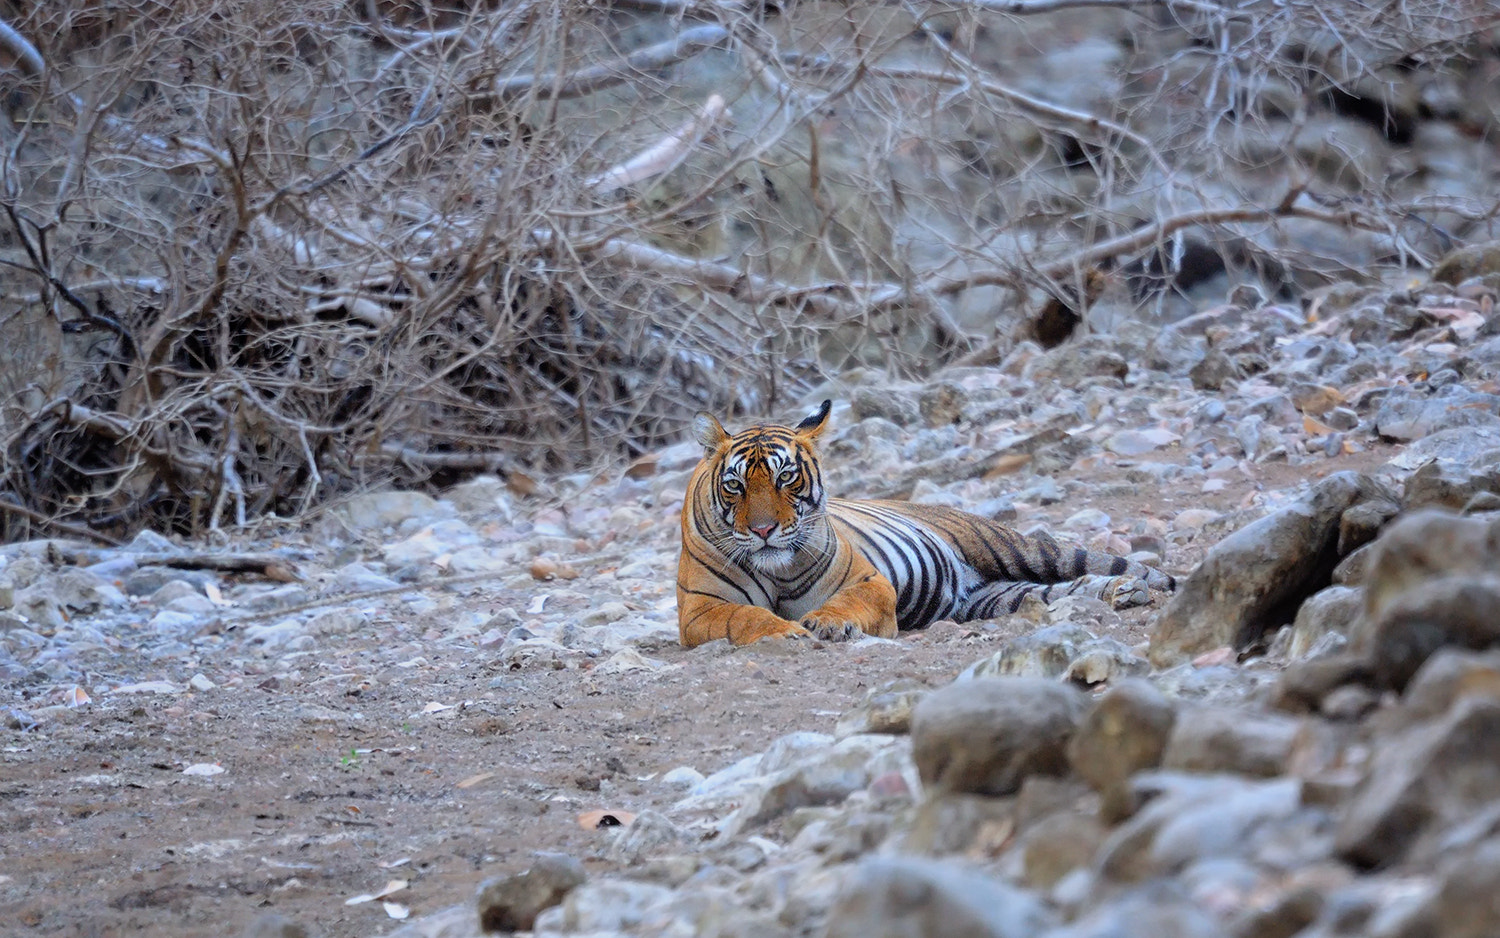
749, 619, 813, 645
800, 615, 859, 642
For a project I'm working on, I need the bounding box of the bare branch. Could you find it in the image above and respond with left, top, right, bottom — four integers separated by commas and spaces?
488, 24, 729, 101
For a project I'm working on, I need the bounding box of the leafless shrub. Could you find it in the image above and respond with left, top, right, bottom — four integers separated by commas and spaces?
0, 0, 1495, 539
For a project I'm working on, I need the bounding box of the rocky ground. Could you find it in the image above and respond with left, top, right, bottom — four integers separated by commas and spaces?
6, 259, 1500, 937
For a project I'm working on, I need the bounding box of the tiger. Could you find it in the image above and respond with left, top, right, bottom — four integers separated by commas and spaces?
676, 399, 1176, 648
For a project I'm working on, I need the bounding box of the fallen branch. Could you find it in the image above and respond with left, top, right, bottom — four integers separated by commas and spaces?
488, 24, 728, 101
0, 498, 125, 547
588, 94, 731, 192
66, 549, 301, 580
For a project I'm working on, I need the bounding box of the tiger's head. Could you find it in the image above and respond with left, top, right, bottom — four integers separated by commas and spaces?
691, 400, 832, 572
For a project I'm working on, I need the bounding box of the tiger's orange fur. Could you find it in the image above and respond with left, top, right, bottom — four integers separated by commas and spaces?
676, 401, 1173, 647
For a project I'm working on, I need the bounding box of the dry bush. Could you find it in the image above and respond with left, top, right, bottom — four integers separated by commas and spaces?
0, 0, 1496, 539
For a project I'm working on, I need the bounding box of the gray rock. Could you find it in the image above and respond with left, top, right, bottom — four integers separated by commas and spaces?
823, 856, 1055, 938
1374, 388, 1500, 442
336, 490, 451, 531
1398, 648, 1500, 729
1398, 837, 1500, 938
1017, 810, 1106, 890
1149, 472, 1397, 666
1067, 679, 1176, 820
851, 386, 921, 427
912, 677, 1087, 796
1190, 346, 1243, 391
538, 877, 673, 932
242, 913, 311, 938
1402, 459, 1500, 512
476, 853, 585, 932
897, 792, 1016, 856
1432, 239, 1500, 284
1336, 696, 1500, 868
835, 679, 929, 738
1025, 339, 1129, 389
607, 810, 691, 864
1289, 587, 1363, 659
1099, 774, 1306, 883
1161, 706, 1303, 778
1353, 510, 1500, 689
918, 381, 967, 427
719, 735, 901, 836
964, 624, 1098, 679
1046, 889, 1221, 938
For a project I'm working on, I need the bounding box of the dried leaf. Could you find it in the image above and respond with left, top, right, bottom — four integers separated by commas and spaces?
421, 702, 455, 714
577, 809, 637, 830
182, 763, 225, 776
455, 772, 497, 789
383, 902, 409, 920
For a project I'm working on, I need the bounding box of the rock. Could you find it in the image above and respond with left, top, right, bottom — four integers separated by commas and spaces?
1046, 890, 1221, 938
911, 677, 1087, 796
719, 735, 903, 836
242, 913, 311, 938
1402, 459, 1500, 512
894, 792, 1014, 858
963, 624, 1097, 680
1161, 706, 1303, 778
1336, 696, 1500, 868
475, 853, 586, 932
1149, 472, 1397, 666
1374, 388, 1500, 442
851, 386, 920, 427
824, 856, 1055, 938
536, 877, 673, 932
1354, 510, 1500, 689
1271, 653, 1376, 714
1402, 838, 1500, 938
1098, 774, 1306, 883
1398, 648, 1500, 729
1103, 428, 1181, 456
1067, 679, 1176, 819
1288, 586, 1362, 659
336, 490, 450, 531
444, 475, 514, 518
606, 810, 691, 864
1190, 346, 1244, 390
660, 766, 706, 790
1432, 239, 1500, 284
919, 381, 967, 427
834, 679, 929, 738
1018, 811, 1106, 890
1025, 339, 1129, 388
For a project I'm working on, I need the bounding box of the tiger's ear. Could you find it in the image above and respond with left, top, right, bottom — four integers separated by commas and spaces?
693, 411, 730, 453
794, 399, 833, 441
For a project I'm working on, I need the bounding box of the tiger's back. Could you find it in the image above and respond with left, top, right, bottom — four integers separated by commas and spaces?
828, 498, 1174, 629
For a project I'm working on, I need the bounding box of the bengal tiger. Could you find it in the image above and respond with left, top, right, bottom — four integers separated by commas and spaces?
676, 400, 1176, 648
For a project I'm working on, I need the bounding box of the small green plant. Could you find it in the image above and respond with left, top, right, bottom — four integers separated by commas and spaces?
338, 747, 361, 770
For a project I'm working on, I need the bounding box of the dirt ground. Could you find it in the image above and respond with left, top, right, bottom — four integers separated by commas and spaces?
0, 448, 1397, 938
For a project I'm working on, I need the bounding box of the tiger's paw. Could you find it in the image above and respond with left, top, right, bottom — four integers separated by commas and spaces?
800, 615, 859, 642
1104, 575, 1152, 610
752, 620, 813, 644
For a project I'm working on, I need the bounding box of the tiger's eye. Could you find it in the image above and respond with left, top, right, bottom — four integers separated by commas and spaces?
777, 469, 796, 485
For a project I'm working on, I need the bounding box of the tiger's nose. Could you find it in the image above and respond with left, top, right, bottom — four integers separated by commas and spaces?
750, 522, 777, 540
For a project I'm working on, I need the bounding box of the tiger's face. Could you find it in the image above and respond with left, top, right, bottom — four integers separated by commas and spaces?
692, 400, 831, 572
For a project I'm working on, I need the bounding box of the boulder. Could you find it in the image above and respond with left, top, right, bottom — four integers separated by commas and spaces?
912, 678, 1087, 796
1150, 472, 1397, 666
